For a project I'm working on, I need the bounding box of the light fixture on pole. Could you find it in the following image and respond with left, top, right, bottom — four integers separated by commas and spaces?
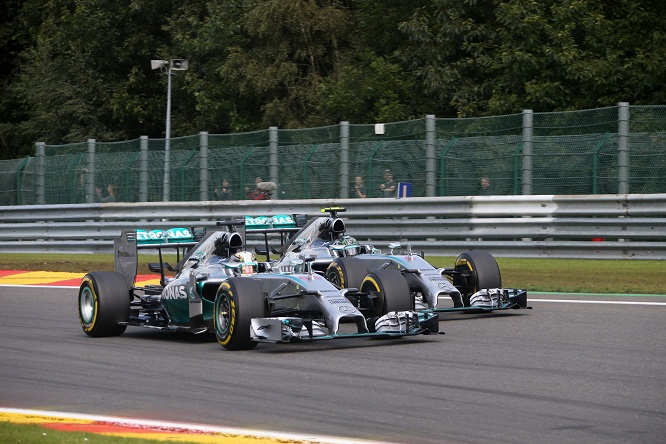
151, 59, 188, 202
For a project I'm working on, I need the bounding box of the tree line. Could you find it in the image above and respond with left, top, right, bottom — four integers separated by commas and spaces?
1, 0, 664, 160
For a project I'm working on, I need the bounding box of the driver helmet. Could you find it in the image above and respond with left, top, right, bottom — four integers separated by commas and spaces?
227, 251, 258, 275
341, 235, 360, 256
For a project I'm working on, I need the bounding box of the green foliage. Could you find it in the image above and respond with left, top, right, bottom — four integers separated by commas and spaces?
319, 51, 419, 123
0, 0, 664, 159
218, 0, 356, 129
5, 0, 178, 151
399, 0, 666, 116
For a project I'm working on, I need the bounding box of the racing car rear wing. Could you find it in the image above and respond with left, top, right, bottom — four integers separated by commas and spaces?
244, 214, 305, 230
242, 214, 307, 261
114, 229, 200, 288
117, 220, 254, 287
136, 227, 196, 244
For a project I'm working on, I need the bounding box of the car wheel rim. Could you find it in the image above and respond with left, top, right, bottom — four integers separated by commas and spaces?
216, 295, 231, 336
80, 287, 95, 324
361, 284, 377, 298
329, 271, 341, 287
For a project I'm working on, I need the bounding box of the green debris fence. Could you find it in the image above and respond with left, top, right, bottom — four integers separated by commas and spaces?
1, 104, 664, 206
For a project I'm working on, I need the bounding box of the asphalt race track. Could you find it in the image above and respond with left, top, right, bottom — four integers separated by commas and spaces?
0, 286, 664, 444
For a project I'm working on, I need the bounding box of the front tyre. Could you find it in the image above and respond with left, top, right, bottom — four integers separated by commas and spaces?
360, 268, 412, 332
453, 251, 502, 306
78, 272, 130, 337
214, 278, 265, 350
326, 257, 368, 289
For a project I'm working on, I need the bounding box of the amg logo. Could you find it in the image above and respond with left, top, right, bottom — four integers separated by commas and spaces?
327, 298, 350, 305
423, 271, 445, 281
162, 285, 187, 300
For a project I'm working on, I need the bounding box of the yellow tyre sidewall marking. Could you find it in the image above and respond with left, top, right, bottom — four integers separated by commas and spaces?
361, 276, 380, 293
217, 282, 235, 346
332, 263, 345, 287
79, 277, 98, 332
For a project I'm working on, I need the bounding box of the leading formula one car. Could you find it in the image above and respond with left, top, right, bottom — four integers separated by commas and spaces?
267, 208, 529, 314
77, 222, 439, 350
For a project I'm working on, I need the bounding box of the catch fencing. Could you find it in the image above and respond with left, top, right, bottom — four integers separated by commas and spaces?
0, 104, 664, 206
1, 194, 665, 260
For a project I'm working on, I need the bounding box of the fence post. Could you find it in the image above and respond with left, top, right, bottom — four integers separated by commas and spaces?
269, 126, 279, 199
340, 121, 350, 198
618, 102, 630, 194
199, 131, 209, 201
16, 156, 30, 205
139, 136, 148, 202
592, 133, 611, 194
522, 110, 533, 195
35, 142, 45, 204
87, 139, 96, 203
425, 115, 436, 197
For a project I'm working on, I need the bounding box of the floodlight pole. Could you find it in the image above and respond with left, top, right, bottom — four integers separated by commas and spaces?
163, 65, 172, 201
151, 59, 187, 201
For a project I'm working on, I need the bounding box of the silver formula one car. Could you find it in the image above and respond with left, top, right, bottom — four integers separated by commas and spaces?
77, 221, 438, 350
267, 208, 529, 314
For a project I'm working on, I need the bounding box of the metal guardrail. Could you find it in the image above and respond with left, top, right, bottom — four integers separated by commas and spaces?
1, 194, 665, 259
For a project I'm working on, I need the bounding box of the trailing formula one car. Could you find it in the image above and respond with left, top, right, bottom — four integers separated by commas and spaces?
77, 222, 438, 350
270, 208, 529, 314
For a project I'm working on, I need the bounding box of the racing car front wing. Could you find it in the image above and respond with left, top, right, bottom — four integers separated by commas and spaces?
250, 310, 439, 343
434, 288, 530, 313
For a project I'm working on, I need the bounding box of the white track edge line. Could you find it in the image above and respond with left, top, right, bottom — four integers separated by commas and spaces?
529, 299, 666, 305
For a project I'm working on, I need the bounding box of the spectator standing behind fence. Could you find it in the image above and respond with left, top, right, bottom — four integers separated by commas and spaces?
245, 176, 276, 200
479, 176, 493, 195
215, 178, 233, 200
96, 183, 116, 202
352, 175, 367, 198
379, 169, 397, 197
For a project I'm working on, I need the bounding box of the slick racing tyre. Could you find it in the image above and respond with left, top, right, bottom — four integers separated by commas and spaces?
360, 268, 412, 332
326, 257, 369, 290
214, 278, 265, 350
453, 251, 502, 306
78, 272, 130, 337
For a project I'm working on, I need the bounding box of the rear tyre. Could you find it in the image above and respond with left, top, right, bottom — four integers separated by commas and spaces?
78, 272, 130, 337
326, 257, 369, 289
453, 251, 502, 306
214, 278, 265, 350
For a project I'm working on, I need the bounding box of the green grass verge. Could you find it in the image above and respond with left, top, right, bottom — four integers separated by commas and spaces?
1, 253, 664, 295
0, 253, 179, 276
428, 256, 666, 295
0, 420, 195, 444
